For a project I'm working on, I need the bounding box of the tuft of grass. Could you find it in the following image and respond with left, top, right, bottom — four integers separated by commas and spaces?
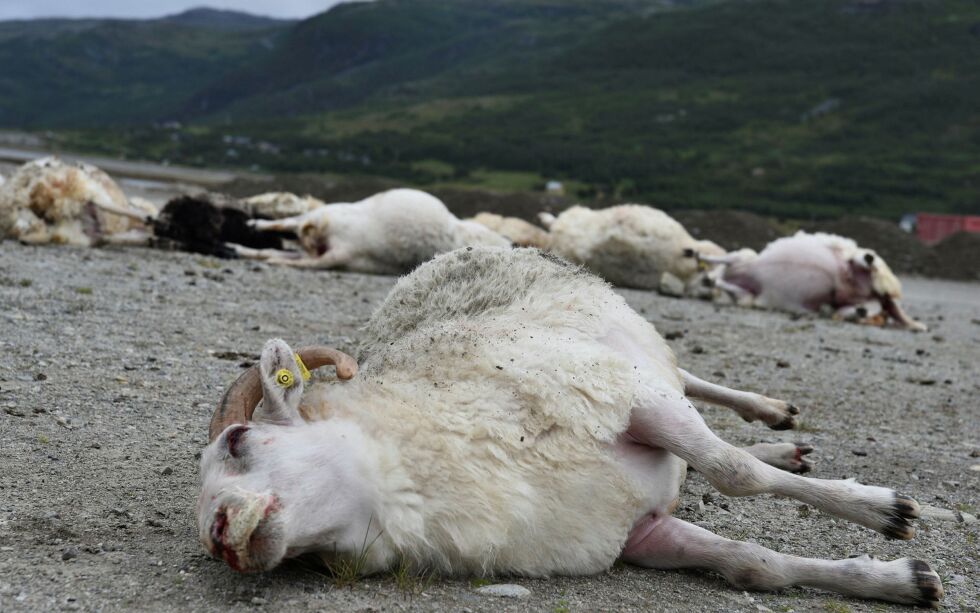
37, 434, 49, 444
74, 287, 93, 295
322, 517, 382, 588
19, 279, 33, 287
553, 600, 570, 613
823, 601, 852, 613
390, 556, 433, 598
469, 577, 492, 588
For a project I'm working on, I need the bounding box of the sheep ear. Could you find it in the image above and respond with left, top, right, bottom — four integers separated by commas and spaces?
255, 339, 305, 426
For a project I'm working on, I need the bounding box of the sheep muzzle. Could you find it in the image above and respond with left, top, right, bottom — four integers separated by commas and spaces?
208, 345, 357, 441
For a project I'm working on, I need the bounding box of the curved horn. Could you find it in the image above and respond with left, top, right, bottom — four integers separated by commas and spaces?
208, 345, 358, 442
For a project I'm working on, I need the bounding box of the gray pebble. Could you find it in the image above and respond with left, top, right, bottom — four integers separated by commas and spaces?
475, 584, 531, 598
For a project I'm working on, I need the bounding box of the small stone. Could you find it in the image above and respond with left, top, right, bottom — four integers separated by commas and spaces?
970, 464, 980, 472
664, 331, 684, 341
691, 345, 705, 355
852, 449, 867, 456
776, 360, 790, 368
798, 504, 811, 518
948, 574, 966, 585
250, 597, 268, 605
90, 442, 101, 449
970, 450, 980, 458
475, 584, 531, 598
3, 406, 25, 417
34, 372, 47, 381
160, 466, 174, 476
61, 548, 78, 561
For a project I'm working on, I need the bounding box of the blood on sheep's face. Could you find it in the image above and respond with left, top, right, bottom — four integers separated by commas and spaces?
197, 419, 370, 573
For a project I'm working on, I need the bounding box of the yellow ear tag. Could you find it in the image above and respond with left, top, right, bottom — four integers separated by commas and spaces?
294, 353, 311, 382
274, 369, 295, 388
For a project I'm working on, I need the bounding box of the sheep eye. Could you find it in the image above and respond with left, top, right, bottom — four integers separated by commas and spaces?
864, 253, 874, 265
226, 425, 248, 459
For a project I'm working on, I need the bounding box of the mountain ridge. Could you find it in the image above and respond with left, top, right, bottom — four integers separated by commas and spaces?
0, 0, 978, 219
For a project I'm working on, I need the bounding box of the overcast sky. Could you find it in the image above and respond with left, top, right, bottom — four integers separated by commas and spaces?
0, 1, 348, 20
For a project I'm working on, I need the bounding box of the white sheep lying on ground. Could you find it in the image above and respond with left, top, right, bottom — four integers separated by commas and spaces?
540, 204, 724, 294
199, 247, 941, 608
236, 188, 509, 272
703, 231, 926, 330
0, 156, 155, 246
468, 212, 551, 249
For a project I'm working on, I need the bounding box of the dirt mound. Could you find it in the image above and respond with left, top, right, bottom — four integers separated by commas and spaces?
669, 209, 785, 251
925, 232, 980, 281
222, 174, 398, 204
429, 188, 569, 221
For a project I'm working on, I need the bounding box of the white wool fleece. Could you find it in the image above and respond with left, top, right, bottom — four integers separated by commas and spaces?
547, 205, 725, 289
304, 248, 682, 576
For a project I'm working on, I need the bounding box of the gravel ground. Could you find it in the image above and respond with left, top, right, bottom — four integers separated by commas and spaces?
0, 242, 977, 613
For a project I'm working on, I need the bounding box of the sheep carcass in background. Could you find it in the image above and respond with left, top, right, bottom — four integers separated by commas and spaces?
0, 156, 155, 246
705, 231, 926, 330
240, 188, 510, 272
541, 204, 724, 294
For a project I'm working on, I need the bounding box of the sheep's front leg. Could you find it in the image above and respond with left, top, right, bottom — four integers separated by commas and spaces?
742, 442, 813, 474
714, 278, 756, 306
90, 200, 153, 223
680, 369, 799, 430
102, 229, 152, 246
621, 514, 942, 608
266, 248, 349, 269
629, 386, 921, 539
880, 296, 927, 332
229, 244, 302, 261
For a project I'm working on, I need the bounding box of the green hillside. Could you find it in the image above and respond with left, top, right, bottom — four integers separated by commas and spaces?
0, 12, 291, 126
3, 0, 979, 218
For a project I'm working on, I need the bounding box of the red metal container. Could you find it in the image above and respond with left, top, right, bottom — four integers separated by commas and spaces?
916, 213, 980, 244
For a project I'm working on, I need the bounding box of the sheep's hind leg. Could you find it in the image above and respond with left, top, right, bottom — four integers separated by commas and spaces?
621, 514, 942, 608
248, 217, 302, 233
680, 369, 799, 430
629, 386, 921, 540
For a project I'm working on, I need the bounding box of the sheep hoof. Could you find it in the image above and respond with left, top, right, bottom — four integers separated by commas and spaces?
770, 415, 797, 430
882, 494, 920, 540
909, 560, 944, 608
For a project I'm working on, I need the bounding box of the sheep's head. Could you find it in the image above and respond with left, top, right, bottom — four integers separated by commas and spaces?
199, 339, 361, 572
298, 216, 330, 257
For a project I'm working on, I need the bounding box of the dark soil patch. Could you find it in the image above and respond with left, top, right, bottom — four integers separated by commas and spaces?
926, 232, 980, 281
669, 209, 786, 251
